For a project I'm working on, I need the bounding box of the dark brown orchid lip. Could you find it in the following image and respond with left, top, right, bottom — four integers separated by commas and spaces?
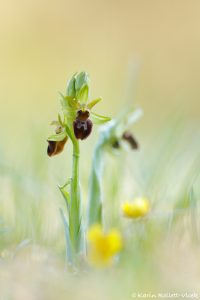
47, 137, 67, 157
73, 109, 93, 140
73, 118, 93, 140
122, 131, 139, 150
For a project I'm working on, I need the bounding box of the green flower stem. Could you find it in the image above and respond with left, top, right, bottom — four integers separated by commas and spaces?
69, 139, 83, 257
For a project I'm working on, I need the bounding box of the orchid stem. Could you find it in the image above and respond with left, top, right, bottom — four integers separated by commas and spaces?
69, 139, 83, 258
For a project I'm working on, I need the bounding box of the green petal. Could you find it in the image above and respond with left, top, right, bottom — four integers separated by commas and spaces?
90, 112, 111, 124
47, 130, 68, 142
87, 98, 102, 110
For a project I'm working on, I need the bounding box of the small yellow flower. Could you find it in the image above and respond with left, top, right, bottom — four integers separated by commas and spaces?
122, 197, 150, 219
87, 224, 122, 267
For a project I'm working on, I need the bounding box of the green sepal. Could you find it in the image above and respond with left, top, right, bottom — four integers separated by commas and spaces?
75, 72, 89, 103
87, 98, 102, 110
75, 72, 89, 92
66, 73, 77, 98
76, 84, 89, 104
47, 130, 67, 142
90, 112, 111, 124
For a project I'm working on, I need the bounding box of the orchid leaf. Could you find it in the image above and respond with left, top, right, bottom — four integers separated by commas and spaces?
59, 179, 71, 211
60, 208, 73, 264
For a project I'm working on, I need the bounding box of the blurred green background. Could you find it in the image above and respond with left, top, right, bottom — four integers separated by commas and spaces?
0, 0, 200, 298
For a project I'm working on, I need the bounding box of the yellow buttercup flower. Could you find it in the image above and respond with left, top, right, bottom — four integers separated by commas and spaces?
87, 224, 122, 267
122, 197, 150, 219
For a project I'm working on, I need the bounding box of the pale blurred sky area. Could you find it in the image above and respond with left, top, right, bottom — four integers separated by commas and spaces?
0, 0, 200, 136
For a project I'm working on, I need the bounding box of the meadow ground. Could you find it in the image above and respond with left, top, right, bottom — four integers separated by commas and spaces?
0, 116, 199, 299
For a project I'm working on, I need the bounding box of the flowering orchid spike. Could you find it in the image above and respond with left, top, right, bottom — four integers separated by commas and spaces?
59, 72, 111, 142
47, 72, 110, 158
47, 72, 111, 262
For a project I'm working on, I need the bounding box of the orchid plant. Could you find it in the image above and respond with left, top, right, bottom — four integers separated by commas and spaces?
47, 72, 110, 264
